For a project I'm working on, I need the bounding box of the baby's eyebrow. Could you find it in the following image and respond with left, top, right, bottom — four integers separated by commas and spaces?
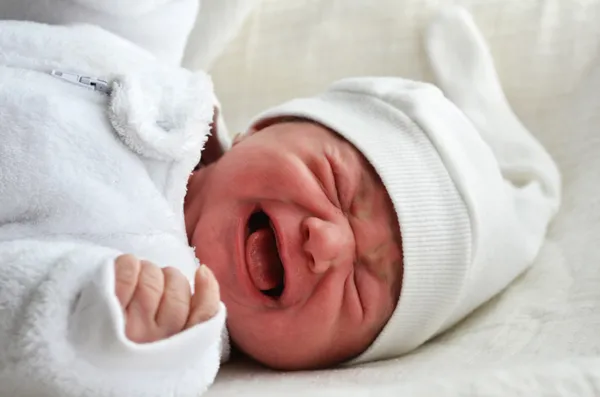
311, 154, 336, 203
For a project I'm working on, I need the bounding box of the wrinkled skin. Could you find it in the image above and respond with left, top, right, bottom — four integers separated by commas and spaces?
185, 120, 403, 369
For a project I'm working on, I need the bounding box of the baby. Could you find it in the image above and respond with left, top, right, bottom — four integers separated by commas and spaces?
0, 2, 561, 397
112, 5, 564, 372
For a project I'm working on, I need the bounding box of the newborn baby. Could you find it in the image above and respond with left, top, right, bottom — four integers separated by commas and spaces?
0, 2, 561, 397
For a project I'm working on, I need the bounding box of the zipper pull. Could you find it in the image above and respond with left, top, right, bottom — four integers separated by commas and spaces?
51, 70, 111, 95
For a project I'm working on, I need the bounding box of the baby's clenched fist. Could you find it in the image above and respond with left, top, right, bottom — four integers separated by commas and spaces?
113, 254, 220, 343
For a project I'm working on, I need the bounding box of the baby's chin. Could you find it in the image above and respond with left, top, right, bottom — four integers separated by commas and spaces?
232, 333, 369, 371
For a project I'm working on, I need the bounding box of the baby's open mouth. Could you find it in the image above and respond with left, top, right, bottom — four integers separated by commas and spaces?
245, 210, 285, 298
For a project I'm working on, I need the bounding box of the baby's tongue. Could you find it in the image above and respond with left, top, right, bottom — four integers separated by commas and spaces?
245, 228, 282, 291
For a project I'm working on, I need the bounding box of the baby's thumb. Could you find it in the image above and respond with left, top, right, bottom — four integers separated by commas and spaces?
186, 264, 220, 328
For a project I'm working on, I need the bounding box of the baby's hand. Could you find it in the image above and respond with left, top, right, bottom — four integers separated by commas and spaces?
113, 255, 220, 343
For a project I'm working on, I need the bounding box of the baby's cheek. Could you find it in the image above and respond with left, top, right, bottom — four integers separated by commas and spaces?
227, 312, 291, 364
353, 215, 403, 288
365, 244, 394, 282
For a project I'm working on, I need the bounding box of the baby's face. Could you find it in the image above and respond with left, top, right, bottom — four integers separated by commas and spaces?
185, 121, 403, 369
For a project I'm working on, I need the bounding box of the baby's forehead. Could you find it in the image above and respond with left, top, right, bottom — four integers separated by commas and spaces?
276, 117, 369, 158
254, 116, 385, 191
287, 118, 385, 186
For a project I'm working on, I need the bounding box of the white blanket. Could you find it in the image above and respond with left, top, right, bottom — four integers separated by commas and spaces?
190, 1, 600, 396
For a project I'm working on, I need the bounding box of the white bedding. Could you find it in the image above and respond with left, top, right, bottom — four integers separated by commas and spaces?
185, 1, 600, 395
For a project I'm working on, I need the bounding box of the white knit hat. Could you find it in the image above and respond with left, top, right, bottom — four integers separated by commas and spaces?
247, 74, 560, 364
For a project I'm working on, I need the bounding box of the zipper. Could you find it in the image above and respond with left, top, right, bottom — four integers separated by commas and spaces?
50, 70, 112, 95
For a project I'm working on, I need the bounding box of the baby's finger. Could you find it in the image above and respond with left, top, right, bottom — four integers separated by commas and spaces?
126, 261, 164, 340
114, 254, 141, 309
186, 265, 220, 328
155, 267, 192, 338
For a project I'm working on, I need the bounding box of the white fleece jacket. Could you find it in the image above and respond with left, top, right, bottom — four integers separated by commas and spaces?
0, 4, 227, 397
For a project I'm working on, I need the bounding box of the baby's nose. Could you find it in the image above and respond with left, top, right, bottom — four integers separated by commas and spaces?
302, 217, 353, 273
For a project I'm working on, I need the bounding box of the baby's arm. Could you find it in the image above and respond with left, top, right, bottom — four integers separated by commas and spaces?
0, 239, 225, 397
0, 0, 200, 63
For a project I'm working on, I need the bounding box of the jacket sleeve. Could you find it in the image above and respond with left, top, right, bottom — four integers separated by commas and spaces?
0, 0, 200, 64
0, 238, 225, 397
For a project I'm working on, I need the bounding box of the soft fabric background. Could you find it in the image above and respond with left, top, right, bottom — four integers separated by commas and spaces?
183, 1, 600, 395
